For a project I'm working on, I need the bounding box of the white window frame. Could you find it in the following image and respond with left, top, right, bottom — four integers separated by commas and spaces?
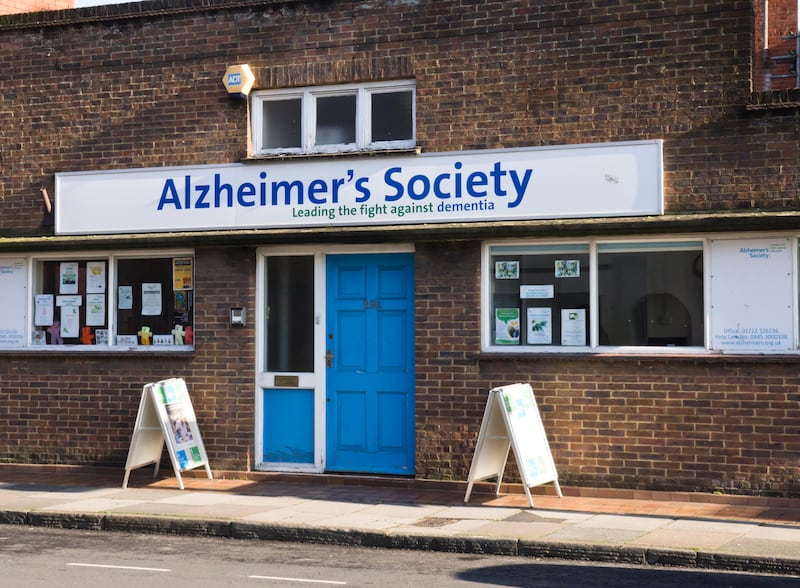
0, 249, 195, 352
251, 80, 416, 156
482, 233, 800, 355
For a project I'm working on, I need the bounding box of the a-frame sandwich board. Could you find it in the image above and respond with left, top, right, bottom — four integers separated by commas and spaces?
464, 383, 561, 508
122, 377, 212, 490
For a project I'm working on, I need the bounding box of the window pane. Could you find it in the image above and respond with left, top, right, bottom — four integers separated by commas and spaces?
598, 249, 703, 346
372, 91, 413, 142
35, 260, 108, 345
266, 256, 314, 372
316, 95, 356, 145
116, 257, 194, 346
263, 99, 301, 149
491, 251, 590, 346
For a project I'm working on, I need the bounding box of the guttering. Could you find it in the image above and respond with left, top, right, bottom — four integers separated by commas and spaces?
4, 210, 800, 253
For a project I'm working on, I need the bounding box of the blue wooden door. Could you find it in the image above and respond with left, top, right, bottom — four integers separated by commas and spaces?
325, 253, 415, 474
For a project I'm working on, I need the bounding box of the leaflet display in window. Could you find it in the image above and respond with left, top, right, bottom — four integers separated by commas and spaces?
33, 260, 109, 346
491, 251, 590, 347
116, 258, 194, 348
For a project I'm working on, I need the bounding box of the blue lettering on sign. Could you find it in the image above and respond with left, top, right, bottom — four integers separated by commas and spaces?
227, 73, 242, 85
155, 162, 534, 213
383, 161, 530, 207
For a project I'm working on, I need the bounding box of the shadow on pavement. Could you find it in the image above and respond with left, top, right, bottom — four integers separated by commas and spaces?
457, 561, 800, 587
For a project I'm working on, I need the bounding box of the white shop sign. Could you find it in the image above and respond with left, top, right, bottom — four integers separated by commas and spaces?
56, 140, 663, 235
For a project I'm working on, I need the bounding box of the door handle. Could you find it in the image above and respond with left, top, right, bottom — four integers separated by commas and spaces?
325, 349, 335, 368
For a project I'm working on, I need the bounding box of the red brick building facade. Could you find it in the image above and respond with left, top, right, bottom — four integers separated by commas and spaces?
1, 1, 799, 495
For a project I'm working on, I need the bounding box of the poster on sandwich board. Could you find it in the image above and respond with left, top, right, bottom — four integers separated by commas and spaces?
464, 383, 561, 508
122, 377, 212, 489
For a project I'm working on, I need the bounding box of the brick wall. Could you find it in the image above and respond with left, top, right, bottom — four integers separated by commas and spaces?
0, 0, 72, 15
1, 1, 799, 493
0, 247, 256, 470
415, 241, 800, 495
0, 0, 795, 238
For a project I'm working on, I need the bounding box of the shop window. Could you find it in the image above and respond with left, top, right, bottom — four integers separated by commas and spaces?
21, 252, 194, 350
115, 256, 194, 348
485, 240, 704, 351
33, 259, 110, 345
251, 81, 416, 156
489, 244, 590, 347
597, 243, 704, 347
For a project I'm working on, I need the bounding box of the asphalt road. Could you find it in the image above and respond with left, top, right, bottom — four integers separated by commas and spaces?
1, 526, 798, 587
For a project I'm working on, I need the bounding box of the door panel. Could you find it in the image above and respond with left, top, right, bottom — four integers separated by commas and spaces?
326, 253, 415, 474
336, 390, 368, 450
262, 388, 314, 463
377, 311, 406, 370
376, 390, 408, 449
338, 311, 367, 370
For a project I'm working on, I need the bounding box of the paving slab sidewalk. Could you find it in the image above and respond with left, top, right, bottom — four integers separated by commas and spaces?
0, 465, 799, 577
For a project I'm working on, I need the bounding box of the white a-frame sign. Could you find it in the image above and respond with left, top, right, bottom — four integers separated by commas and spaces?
122, 378, 212, 490
464, 383, 561, 508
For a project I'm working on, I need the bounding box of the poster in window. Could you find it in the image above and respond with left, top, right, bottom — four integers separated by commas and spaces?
141, 283, 162, 316
118, 285, 133, 310
60, 305, 80, 338
86, 261, 106, 293
495, 261, 519, 280
0, 259, 26, 348
520, 285, 554, 299
56, 295, 81, 307
59, 262, 79, 294
710, 238, 793, 351
95, 329, 109, 345
34, 294, 54, 326
173, 258, 193, 290
86, 294, 105, 326
175, 290, 188, 312
527, 307, 552, 344
555, 259, 580, 278
561, 308, 586, 345
495, 308, 520, 344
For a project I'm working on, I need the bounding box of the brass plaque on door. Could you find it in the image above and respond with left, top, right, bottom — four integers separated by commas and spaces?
274, 375, 299, 387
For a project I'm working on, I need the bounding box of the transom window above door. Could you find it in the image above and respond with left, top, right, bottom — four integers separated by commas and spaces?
250, 81, 416, 156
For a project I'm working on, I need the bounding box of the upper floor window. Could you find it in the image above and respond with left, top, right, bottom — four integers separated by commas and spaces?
753, 1, 799, 91
251, 81, 415, 156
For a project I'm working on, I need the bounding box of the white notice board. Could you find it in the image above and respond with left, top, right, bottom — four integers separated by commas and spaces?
710, 238, 794, 352
122, 378, 212, 489
464, 383, 561, 508
0, 259, 27, 348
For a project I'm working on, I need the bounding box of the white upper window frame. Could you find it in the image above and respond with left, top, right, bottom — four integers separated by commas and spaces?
251, 80, 416, 156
